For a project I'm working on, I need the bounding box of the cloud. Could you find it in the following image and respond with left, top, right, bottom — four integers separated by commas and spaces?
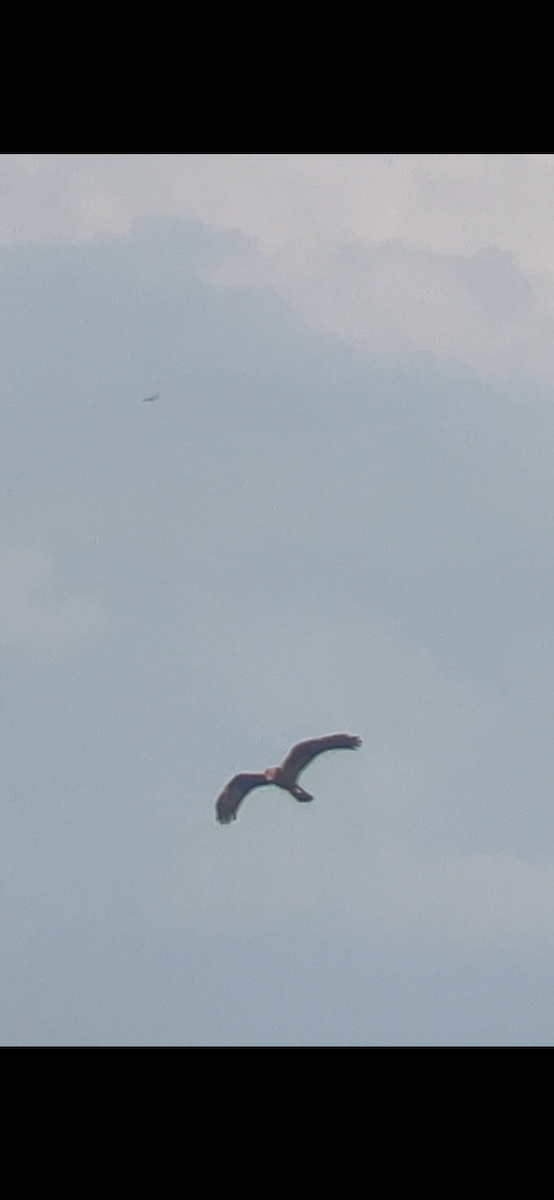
355, 846, 554, 950
0, 542, 104, 652
274, 239, 554, 384
161, 825, 554, 953
4, 155, 554, 384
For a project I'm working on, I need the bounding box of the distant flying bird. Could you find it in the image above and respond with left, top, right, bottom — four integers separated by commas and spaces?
215, 733, 361, 825
142, 393, 159, 402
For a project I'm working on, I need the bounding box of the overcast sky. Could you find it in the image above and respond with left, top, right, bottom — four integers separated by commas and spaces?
2, 154, 554, 1044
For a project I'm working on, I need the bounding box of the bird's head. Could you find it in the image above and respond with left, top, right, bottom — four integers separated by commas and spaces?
264, 767, 278, 782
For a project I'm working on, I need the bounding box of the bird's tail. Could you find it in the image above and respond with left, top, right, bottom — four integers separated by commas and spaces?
293, 785, 313, 803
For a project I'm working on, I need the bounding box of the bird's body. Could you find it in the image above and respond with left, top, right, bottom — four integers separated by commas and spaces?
215, 733, 361, 824
142, 393, 159, 402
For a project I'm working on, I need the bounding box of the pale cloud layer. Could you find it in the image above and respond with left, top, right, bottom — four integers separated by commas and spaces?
3, 155, 554, 385
165, 837, 554, 952
3, 151, 554, 384
5, 154, 554, 268
0, 542, 104, 650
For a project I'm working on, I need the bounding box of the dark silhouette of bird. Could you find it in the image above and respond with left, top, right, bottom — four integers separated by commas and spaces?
142, 393, 159, 402
215, 733, 361, 824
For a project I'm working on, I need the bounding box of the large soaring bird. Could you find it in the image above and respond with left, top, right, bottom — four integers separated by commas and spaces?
215, 733, 361, 824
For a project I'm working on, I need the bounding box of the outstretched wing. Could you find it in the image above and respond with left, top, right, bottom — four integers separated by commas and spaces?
215, 773, 270, 824
142, 393, 159, 402
279, 733, 362, 783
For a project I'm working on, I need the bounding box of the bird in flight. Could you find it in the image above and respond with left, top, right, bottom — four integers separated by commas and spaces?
141, 393, 159, 402
215, 733, 361, 824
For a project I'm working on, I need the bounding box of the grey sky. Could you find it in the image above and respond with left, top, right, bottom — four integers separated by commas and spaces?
2, 155, 554, 1044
